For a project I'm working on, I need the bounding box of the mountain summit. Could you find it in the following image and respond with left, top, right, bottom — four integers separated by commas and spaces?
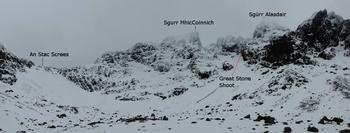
296, 9, 349, 52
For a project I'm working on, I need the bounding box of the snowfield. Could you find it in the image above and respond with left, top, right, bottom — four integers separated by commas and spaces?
1, 54, 349, 133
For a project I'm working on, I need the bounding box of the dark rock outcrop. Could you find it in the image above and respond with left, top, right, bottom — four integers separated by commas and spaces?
0, 44, 34, 85
222, 61, 234, 71
318, 116, 344, 125
283, 127, 292, 133
340, 20, 350, 41
318, 48, 336, 60
307, 126, 319, 132
339, 129, 350, 133
263, 35, 295, 65
253, 115, 277, 125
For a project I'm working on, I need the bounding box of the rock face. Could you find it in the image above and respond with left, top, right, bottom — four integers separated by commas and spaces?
0, 44, 33, 85
340, 20, 350, 41
296, 9, 345, 52
59, 66, 115, 92
242, 33, 314, 67
263, 35, 295, 65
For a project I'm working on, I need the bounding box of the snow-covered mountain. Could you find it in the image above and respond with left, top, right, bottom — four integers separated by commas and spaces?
1, 9, 350, 133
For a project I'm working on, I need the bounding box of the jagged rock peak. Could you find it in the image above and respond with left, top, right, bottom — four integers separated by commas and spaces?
296, 9, 346, 51
302, 9, 343, 26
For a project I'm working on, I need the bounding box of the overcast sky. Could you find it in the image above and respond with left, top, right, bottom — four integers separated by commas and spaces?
0, 0, 349, 67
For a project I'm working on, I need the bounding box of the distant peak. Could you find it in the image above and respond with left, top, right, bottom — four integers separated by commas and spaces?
160, 31, 202, 47
253, 20, 289, 39
187, 31, 202, 46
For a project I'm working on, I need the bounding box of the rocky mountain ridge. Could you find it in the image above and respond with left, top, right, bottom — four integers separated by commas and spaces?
53, 9, 350, 93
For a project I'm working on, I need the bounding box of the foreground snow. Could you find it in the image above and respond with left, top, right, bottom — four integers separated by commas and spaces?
1, 53, 349, 132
